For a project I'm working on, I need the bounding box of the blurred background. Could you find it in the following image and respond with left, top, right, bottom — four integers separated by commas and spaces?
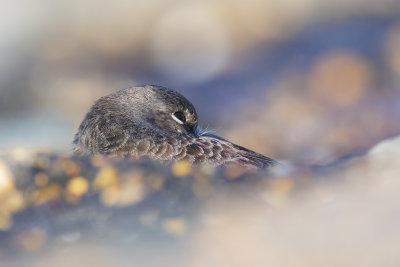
2, 0, 400, 164
1, 1, 400, 267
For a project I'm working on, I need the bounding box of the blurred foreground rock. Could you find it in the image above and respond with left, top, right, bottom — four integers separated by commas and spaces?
0, 135, 400, 267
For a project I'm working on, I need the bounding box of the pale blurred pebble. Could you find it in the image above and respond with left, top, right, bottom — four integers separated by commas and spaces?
139, 210, 159, 226
32, 184, 61, 205
0, 160, 14, 193
4, 190, 25, 213
67, 176, 89, 197
163, 217, 187, 236
34, 155, 51, 169
10, 148, 34, 163
150, 2, 230, 84
367, 135, 400, 166
34, 172, 49, 187
93, 166, 119, 191
59, 231, 81, 244
15, 228, 47, 252
61, 160, 81, 176
114, 172, 145, 206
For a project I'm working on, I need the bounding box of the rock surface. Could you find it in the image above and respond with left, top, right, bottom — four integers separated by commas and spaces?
0, 135, 399, 266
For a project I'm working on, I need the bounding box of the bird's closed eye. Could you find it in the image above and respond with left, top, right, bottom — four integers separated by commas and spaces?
172, 111, 186, 124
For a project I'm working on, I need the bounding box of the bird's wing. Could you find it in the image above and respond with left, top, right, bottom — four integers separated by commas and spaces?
92, 116, 131, 154
107, 132, 177, 161
177, 134, 278, 169
73, 116, 129, 155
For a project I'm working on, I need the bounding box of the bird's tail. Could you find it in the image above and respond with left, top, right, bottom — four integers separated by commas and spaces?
231, 143, 279, 169
198, 132, 279, 169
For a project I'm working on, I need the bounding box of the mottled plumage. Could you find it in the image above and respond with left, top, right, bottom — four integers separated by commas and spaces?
73, 85, 278, 169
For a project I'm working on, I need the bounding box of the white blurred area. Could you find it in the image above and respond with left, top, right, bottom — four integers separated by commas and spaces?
150, 2, 230, 84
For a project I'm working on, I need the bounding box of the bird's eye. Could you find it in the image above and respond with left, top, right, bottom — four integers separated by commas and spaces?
172, 111, 186, 124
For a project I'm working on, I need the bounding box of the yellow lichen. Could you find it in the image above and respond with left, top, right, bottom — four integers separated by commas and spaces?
100, 171, 145, 207
67, 176, 89, 196
0, 160, 14, 194
93, 166, 119, 191
32, 184, 61, 205
5, 190, 25, 213
172, 160, 192, 177
100, 185, 121, 206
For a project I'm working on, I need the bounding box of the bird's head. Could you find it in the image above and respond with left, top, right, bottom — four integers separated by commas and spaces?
107, 85, 200, 138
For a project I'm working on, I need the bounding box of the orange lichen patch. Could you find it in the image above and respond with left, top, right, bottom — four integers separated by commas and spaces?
308, 50, 374, 107
64, 193, 80, 204
32, 184, 61, 205
172, 160, 192, 177
93, 166, 119, 191
223, 164, 248, 179
90, 155, 109, 167
163, 217, 187, 236
139, 210, 159, 226
15, 228, 47, 252
259, 178, 294, 208
100, 171, 145, 207
145, 173, 164, 191
61, 160, 81, 177
34, 172, 49, 187
268, 178, 294, 194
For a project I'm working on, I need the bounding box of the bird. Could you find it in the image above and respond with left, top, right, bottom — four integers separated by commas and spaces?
73, 85, 278, 169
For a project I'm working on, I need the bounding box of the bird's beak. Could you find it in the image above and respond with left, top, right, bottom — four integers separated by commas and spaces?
193, 125, 206, 138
